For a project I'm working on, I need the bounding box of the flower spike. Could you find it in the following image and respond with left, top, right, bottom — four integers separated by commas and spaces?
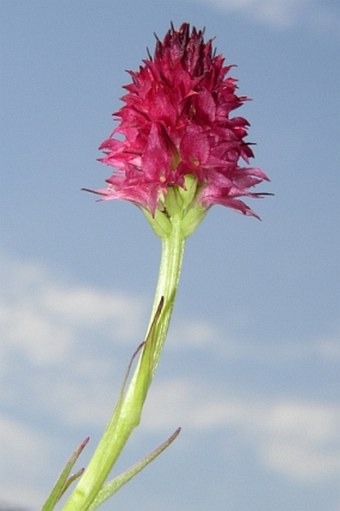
87, 23, 269, 226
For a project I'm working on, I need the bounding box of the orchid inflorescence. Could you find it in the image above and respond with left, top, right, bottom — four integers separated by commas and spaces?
86, 22, 270, 236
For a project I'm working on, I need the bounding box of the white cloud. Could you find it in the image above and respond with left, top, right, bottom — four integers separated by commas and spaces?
143, 378, 340, 482
37, 366, 122, 427
259, 402, 340, 480
1, 252, 339, 501
316, 334, 340, 359
187, 0, 340, 31
0, 253, 146, 367
167, 319, 218, 348
168, 315, 340, 366
0, 415, 53, 509
1, 249, 337, 372
0, 253, 153, 444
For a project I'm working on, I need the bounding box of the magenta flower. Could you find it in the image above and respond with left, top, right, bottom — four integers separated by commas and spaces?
91, 23, 269, 220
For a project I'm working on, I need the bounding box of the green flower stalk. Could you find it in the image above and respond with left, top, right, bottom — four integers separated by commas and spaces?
60, 178, 198, 511
43, 22, 270, 511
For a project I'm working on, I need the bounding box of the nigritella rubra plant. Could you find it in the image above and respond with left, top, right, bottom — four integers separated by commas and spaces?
42, 23, 270, 511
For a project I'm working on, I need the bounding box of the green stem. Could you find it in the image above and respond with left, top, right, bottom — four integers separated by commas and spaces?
147, 215, 186, 370
61, 218, 185, 511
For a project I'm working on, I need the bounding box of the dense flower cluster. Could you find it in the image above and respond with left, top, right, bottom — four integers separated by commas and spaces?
92, 23, 269, 218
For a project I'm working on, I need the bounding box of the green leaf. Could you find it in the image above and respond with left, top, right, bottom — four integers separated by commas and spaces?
41, 437, 89, 511
88, 428, 181, 511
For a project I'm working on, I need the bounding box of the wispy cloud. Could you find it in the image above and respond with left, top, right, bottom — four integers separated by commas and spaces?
1, 252, 339, 507
0, 415, 53, 508
143, 378, 340, 482
168, 316, 340, 366
2, 379, 339, 508
0, 253, 146, 366
186, 0, 340, 31
0, 253, 150, 507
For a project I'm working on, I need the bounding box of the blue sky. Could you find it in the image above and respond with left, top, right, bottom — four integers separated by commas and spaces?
1, 1, 339, 510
